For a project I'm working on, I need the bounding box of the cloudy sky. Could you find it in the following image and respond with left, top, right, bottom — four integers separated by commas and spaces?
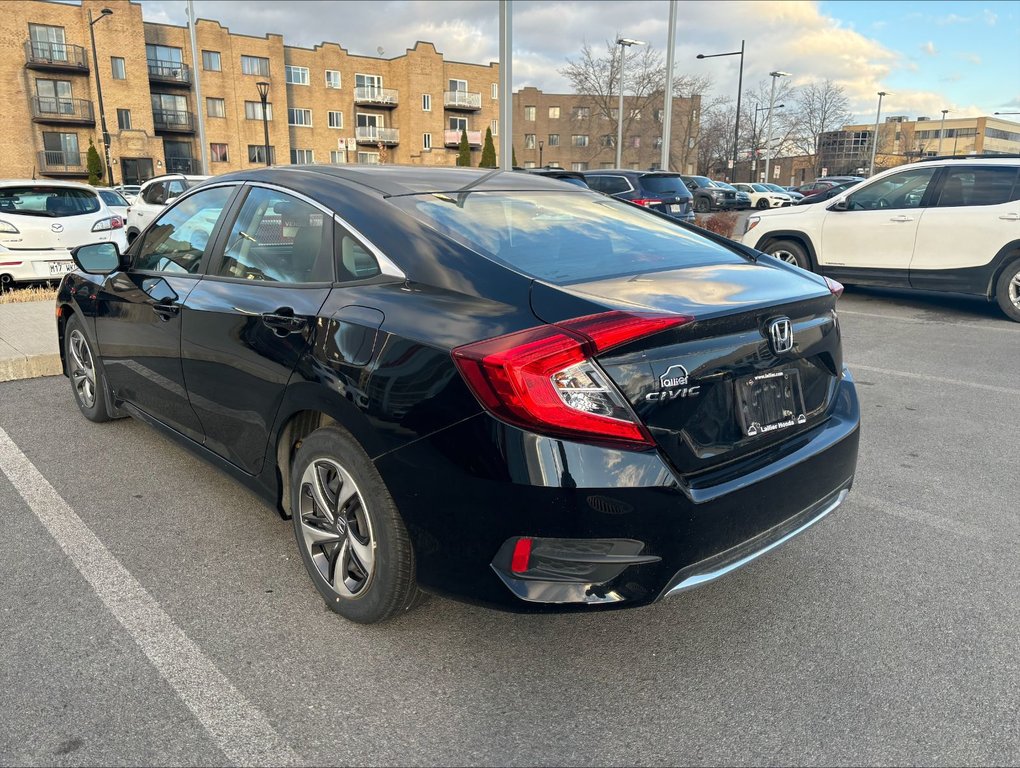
141, 0, 1019, 121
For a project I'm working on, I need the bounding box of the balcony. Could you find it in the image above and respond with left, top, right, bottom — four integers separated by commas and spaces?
30, 97, 95, 125
152, 109, 195, 133
444, 129, 482, 148
24, 41, 89, 73
37, 150, 87, 176
355, 127, 399, 145
353, 86, 398, 108
147, 59, 191, 87
443, 91, 481, 111
165, 157, 197, 174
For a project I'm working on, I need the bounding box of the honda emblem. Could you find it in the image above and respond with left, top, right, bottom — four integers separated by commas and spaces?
767, 317, 794, 354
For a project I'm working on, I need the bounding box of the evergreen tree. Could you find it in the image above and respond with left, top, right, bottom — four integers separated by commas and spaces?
512, 146, 518, 168
479, 127, 497, 168
86, 139, 104, 186
457, 128, 472, 166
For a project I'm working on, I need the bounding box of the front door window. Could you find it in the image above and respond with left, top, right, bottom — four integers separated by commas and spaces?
135, 186, 234, 274
847, 167, 937, 211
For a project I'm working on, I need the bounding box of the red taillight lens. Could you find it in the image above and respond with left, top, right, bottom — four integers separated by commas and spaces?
452, 311, 691, 447
510, 538, 532, 573
824, 277, 844, 298
111, 216, 124, 229
629, 198, 657, 207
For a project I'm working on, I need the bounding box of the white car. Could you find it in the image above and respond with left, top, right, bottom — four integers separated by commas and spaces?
126, 174, 209, 244
739, 156, 1020, 321
732, 182, 793, 209
0, 180, 127, 286
96, 188, 130, 222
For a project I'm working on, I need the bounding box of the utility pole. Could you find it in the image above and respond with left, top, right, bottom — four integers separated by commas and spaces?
87, 7, 115, 185
498, 0, 512, 170
187, 0, 208, 174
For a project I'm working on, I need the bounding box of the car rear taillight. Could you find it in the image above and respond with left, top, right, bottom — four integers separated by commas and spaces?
629, 198, 657, 207
452, 311, 691, 447
0, 220, 19, 234
91, 216, 122, 232
824, 277, 844, 298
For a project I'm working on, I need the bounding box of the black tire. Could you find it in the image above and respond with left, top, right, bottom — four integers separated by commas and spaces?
126, 229, 139, 245
994, 259, 1020, 322
64, 314, 112, 423
765, 239, 811, 270
756, 198, 770, 210
694, 196, 710, 213
291, 426, 420, 623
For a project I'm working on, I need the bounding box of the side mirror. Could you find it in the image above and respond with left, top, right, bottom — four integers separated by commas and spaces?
828, 198, 850, 212
71, 242, 122, 275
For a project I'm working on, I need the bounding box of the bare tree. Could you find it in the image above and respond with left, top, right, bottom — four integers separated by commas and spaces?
788, 79, 853, 173
740, 78, 799, 170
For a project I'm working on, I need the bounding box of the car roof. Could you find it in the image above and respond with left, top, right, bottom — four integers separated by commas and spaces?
0, 179, 98, 191
141, 174, 210, 185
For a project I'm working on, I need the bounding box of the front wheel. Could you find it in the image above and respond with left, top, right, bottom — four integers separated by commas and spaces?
765, 239, 811, 270
756, 198, 770, 210
64, 314, 112, 422
291, 426, 420, 623
994, 259, 1020, 322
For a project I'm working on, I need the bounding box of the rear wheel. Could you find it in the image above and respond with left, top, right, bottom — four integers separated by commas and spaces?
64, 314, 112, 422
994, 259, 1020, 322
291, 426, 420, 623
756, 198, 770, 210
765, 239, 810, 270
695, 197, 710, 213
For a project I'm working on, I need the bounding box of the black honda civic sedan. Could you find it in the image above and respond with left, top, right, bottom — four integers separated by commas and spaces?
57, 166, 859, 623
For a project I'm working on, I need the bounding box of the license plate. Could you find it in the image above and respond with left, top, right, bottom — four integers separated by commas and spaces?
49, 261, 74, 275
735, 369, 807, 438
669, 204, 681, 213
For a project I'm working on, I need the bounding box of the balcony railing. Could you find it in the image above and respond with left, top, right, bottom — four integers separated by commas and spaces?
147, 59, 191, 86
443, 91, 481, 110
355, 127, 400, 145
37, 150, 87, 175
444, 129, 482, 147
353, 86, 399, 107
165, 157, 196, 174
152, 109, 195, 132
30, 97, 95, 125
24, 41, 89, 72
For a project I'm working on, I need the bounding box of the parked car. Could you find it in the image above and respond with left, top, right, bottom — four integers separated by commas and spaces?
732, 183, 793, 210
580, 170, 695, 222
113, 184, 142, 203
519, 168, 590, 188
794, 180, 861, 205
0, 180, 127, 287
97, 188, 130, 221
789, 180, 843, 200
816, 175, 865, 184
57, 166, 860, 623
741, 155, 1020, 321
125, 173, 209, 244
679, 175, 742, 213
765, 182, 804, 201
713, 181, 752, 210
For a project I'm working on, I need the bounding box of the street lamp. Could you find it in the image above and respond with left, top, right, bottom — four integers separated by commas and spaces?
696, 40, 744, 182
868, 91, 889, 176
994, 111, 1020, 116
87, 7, 114, 186
938, 109, 950, 155
751, 103, 783, 181
255, 81, 271, 166
615, 37, 646, 168
538, 139, 544, 167
763, 71, 791, 184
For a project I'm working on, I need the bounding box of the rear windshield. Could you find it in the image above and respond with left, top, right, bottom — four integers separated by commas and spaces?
98, 189, 129, 206
640, 175, 689, 194
391, 191, 742, 284
0, 186, 100, 217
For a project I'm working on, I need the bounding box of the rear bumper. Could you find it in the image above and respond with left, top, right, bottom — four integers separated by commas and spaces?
376, 371, 859, 612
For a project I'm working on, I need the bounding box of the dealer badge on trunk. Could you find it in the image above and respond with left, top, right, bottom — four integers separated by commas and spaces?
645, 364, 701, 402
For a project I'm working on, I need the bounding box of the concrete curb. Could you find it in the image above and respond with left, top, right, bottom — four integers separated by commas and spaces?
0, 354, 62, 383
0, 300, 62, 383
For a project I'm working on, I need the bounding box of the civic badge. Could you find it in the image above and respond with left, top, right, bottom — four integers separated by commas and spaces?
51, 223, 64, 233
766, 316, 794, 355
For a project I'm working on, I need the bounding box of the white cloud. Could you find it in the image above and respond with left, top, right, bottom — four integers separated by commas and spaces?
921, 41, 938, 56
955, 52, 982, 65
983, 8, 998, 25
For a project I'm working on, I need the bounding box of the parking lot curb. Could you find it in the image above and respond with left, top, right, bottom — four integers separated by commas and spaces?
0, 300, 62, 382
0, 353, 62, 383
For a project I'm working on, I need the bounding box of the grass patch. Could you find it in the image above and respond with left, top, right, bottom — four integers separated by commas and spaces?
0, 284, 59, 304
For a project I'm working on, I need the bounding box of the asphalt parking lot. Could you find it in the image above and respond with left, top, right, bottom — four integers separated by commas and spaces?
1, 287, 1018, 766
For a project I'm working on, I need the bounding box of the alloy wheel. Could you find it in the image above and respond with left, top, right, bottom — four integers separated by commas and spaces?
1010, 273, 1020, 309
68, 329, 96, 408
772, 249, 801, 265
297, 458, 376, 598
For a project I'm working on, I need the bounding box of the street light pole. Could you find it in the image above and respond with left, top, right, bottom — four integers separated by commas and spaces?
615, 37, 645, 168
751, 103, 783, 182
938, 109, 950, 155
87, 7, 114, 186
256, 81, 271, 166
538, 140, 543, 167
696, 40, 744, 182
763, 70, 791, 184
869, 91, 889, 176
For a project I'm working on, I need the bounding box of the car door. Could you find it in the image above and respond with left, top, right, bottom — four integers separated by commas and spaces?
817, 164, 938, 281
909, 165, 1020, 292
93, 184, 238, 442
179, 184, 335, 474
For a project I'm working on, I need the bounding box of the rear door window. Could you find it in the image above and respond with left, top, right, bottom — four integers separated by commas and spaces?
0, 186, 100, 217
935, 166, 1020, 207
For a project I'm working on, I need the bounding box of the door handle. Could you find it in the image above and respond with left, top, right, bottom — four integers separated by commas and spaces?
261, 308, 308, 336
889, 215, 914, 222
151, 300, 180, 320
999, 213, 1020, 221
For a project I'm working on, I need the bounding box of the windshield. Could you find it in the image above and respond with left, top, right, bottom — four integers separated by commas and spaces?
391, 190, 743, 285
688, 176, 712, 188
640, 175, 689, 194
713, 181, 737, 191
764, 184, 788, 193
751, 184, 772, 193
98, 189, 129, 206
0, 186, 101, 217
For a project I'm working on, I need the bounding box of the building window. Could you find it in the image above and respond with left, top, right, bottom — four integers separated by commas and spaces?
202, 50, 221, 71
241, 55, 270, 77
571, 162, 589, 171
111, 57, 126, 80
288, 108, 312, 126
210, 143, 228, 162
146, 44, 182, 69
548, 106, 560, 119
448, 78, 467, 93
524, 134, 536, 149
28, 24, 66, 61
524, 106, 536, 121
601, 134, 615, 148
573, 134, 590, 147
572, 107, 590, 120
248, 145, 275, 163
449, 117, 468, 132
357, 152, 380, 165
244, 101, 272, 120
207, 97, 225, 118
548, 134, 559, 147
116, 108, 131, 129
654, 109, 664, 123
422, 93, 431, 112
330, 150, 345, 164
328, 111, 343, 129
631, 136, 641, 148
491, 83, 498, 99
285, 65, 309, 85
491, 119, 498, 136
291, 148, 314, 163
325, 70, 341, 89
630, 109, 641, 121
524, 161, 536, 169
423, 133, 432, 150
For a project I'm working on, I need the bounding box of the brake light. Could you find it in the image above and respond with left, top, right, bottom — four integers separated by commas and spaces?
91, 216, 121, 232
824, 277, 844, 298
111, 216, 124, 229
452, 311, 691, 447
629, 198, 657, 207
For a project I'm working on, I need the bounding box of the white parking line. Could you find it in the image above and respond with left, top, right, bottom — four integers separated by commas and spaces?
0, 427, 299, 767
850, 363, 1020, 397
840, 309, 1020, 334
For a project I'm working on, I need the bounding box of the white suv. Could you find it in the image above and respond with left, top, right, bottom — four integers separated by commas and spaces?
740, 156, 1020, 321
126, 174, 208, 243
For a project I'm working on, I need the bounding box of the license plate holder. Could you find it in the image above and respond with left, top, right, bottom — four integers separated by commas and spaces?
735, 369, 807, 438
